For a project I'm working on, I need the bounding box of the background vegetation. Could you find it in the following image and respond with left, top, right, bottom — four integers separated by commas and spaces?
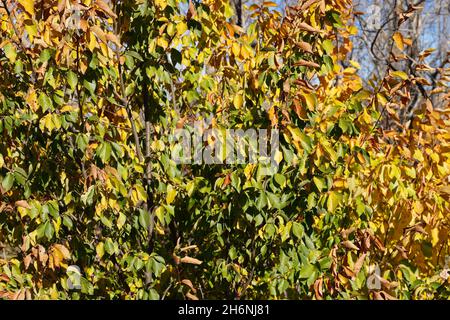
0, 0, 449, 299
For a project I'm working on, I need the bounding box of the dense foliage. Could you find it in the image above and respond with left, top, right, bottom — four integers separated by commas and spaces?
0, 0, 449, 299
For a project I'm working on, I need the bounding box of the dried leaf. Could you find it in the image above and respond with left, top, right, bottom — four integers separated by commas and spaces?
297, 41, 313, 53
298, 22, 322, 33
181, 279, 197, 293
95, 0, 118, 18
180, 256, 203, 265
294, 59, 320, 68
341, 240, 359, 251
186, 292, 199, 300
15, 200, 31, 209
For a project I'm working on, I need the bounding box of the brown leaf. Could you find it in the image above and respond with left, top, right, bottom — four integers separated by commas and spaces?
180, 256, 203, 265
297, 41, 313, 53
313, 278, 323, 300
53, 244, 71, 259
373, 291, 383, 300
106, 33, 121, 46
91, 26, 108, 44
24, 254, 32, 270
186, 292, 199, 300
341, 240, 359, 251
293, 79, 315, 91
319, 0, 326, 14
300, 0, 320, 11
0, 274, 10, 282
294, 59, 320, 68
57, 0, 66, 12
352, 253, 366, 277
95, 0, 118, 18
38, 245, 48, 266
298, 22, 322, 33
15, 200, 31, 209
173, 254, 181, 265
342, 265, 354, 278
340, 227, 355, 239
372, 235, 386, 252
12, 289, 25, 300
380, 291, 397, 300
223, 174, 231, 188
187, 0, 197, 21
181, 279, 197, 293
0, 290, 14, 300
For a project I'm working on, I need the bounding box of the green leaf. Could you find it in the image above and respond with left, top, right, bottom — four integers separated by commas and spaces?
39, 49, 52, 63
14, 167, 28, 186
322, 39, 334, 55
299, 263, 315, 279
4, 43, 17, 63
170, 48, 182, 66
67, 70, 78, 91
76, 134, 89, 152
292, 222, 304, 239
139, 209, 150, 230
313, 177, 326, 191
148, 288, 160, 300
38, 93, 53, 112
96, 142, 111, 163
228, 247, 237, 260
266, 192, 281, 209
125, 51, 144, 62
1, 173, 15, 192
83, 79, 96, 96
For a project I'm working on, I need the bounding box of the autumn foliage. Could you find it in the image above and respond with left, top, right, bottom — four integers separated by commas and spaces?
0, 0, 449, 300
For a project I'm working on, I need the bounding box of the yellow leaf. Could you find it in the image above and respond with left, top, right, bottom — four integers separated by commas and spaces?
287, 125, 302, 142
244, 164, 255, 179
61, 105, 76, 113
304, 93, 317, 110
53, 244, 71, 259
393, 32, 404, 51
155, 0, 167, 9
19, 0, 34, 16
274, 149, 283, 164
176, 22, 188, 35
412, 201, 424, 215
391, 70, 408, 80
349, 60, 361, 69
166, 185, 177, 205
327, 191, 342, 213
413, 149, 424, 162
88, 32, 99, 51
96, 242, 105, 258
157, 37, 168, 49
232, 42, 240, 57
431, 228, 439, 246
233, 93, 243, 109
377, 93, 388, 105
